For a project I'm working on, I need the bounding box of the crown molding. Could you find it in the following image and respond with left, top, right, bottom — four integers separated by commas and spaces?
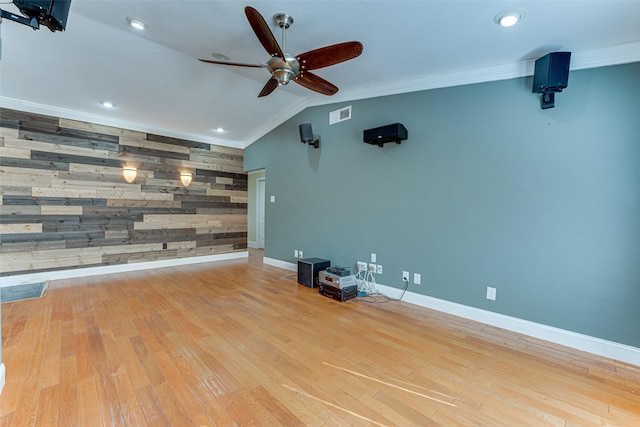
0, 97, 245, 149
3, 42, 639, 150
312, 41, 640, 109
241, 97, 310, 148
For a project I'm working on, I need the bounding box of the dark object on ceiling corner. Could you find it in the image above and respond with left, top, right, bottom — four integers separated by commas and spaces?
532, 52, 571, 109
1, 0, 71, 31
363, 123, 408, 147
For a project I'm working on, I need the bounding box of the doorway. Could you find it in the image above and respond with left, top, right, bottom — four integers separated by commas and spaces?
257, 177, 265, 249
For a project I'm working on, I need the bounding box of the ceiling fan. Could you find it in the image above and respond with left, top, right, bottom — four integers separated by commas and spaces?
198, 6, 363, 97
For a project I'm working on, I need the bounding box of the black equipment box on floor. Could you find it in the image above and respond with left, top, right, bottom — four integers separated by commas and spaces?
297, 257, 330, 288
319, 284, 358, 302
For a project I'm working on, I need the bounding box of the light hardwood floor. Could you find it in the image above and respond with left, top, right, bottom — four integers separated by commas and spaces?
1, 250, 639, 426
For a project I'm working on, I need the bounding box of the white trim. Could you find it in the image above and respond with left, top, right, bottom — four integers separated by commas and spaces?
248, 241, 259, 249
374, 283, 640, 367
0, 252, 248, 288
0, 97, 244, 149
256, 177, 266, 250
2, 42, 638, 149
245, 42, 640, 147
263, 257, 297, 272
0, 363, 5, 395
243, 99, 309, 147
308, 41, 640, 111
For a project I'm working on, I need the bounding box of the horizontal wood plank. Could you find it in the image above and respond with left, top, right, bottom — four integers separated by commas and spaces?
0, 223, 43, 234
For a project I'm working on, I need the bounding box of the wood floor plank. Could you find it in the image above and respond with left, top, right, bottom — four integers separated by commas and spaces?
34, 385, 60, 427
93, 363, 126, 427
0, 413, 14, 427
111, 372, 149, 427
77, 377, 103, 427
10, 328, 47, 427
171, 354, 235, 425
151, 350, 211, 423
58, 357, 80, 427
2, 249, 639, 426
114, 336, 151, 391
0, 380, 20, 418
135, 384, 171, 427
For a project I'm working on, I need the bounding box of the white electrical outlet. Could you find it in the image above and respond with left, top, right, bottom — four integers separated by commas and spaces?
299, 250, 303, 258
402, 271, 410, 282
371, 253, 377, 263
270, 195, 275, 203
376, 264, 382, 274
294, 250, 298, 258
486, 286, 497, 301
357, 261, 367, 272
413, 273, 421, 285
368, 263, 376, 272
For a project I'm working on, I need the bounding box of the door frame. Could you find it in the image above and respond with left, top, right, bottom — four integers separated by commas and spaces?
256, 177, 266, 249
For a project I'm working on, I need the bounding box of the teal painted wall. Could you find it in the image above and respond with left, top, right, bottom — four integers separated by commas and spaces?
244, 62, 640, 348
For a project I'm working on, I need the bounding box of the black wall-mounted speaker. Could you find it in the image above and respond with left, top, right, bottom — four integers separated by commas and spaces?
298, 123, 320, 148
532, 52, 571, 94
363, 123, 408, 147
14, 0, 71, 31
298, 123, 313, 143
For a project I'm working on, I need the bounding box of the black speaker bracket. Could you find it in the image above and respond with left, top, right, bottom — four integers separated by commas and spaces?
1, 8, 40, 30
541, 92, 555, 109
309, 135, 320, 149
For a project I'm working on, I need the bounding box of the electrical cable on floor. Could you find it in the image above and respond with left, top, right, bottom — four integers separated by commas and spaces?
359, 278, 410, 304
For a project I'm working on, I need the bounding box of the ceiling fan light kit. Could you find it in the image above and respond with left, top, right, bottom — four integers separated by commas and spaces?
198, 6, 363, 97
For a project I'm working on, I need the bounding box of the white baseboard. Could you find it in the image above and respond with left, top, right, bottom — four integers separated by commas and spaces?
0, 363, 5, 395
0, 252, 248, 288
374, 283, 640, 367
263, 257, 297, 271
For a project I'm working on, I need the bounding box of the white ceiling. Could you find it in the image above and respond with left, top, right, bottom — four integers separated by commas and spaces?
1, 1, 639, 149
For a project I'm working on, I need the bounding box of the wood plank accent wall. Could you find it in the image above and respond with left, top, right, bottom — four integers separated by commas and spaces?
0, 108, 247, 277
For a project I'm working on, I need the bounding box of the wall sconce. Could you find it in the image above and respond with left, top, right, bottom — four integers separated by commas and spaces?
180, 172, 193, 187
122, 167, 137, 183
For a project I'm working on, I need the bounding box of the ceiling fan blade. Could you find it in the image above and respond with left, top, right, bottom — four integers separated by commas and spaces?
258, 78, 279, 97
245, 6, 285, 59
198, 59, 266, 69
297, 41, 363, 71
294, 72, 338, 96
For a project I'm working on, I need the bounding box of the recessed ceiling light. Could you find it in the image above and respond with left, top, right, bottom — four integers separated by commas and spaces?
101, 101, 115, 108
211, 52, 230, 61
214, 127, 225, 133
126, 17, 147, 30
494, 10, 525, 27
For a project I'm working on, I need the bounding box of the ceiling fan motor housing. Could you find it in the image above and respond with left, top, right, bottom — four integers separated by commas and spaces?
267, 56, 300, 85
